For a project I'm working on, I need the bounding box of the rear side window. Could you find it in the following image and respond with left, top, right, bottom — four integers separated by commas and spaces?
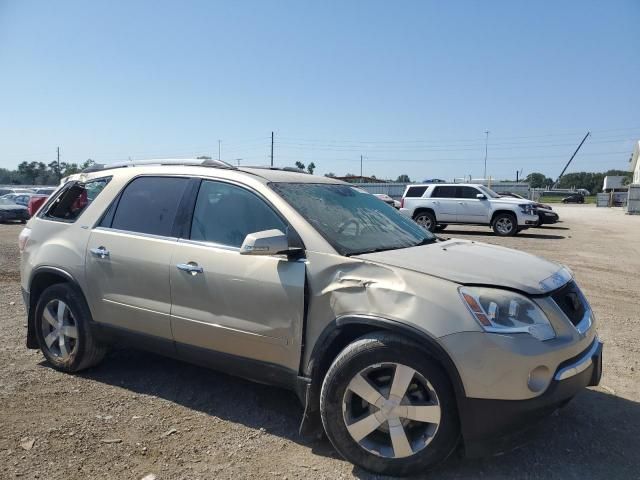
107, 176, 189, 236
190, 180, 286, 248
431, 186, 457, 198
404, 186, 428, 198
45, 177, 111, 222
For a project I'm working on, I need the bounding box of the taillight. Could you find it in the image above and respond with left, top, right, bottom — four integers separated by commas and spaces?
400, 198, 405, 208
18, 227, 31, 252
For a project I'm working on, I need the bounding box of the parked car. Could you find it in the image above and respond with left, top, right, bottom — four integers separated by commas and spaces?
0, 198, 29, 223
19, 160, 602, 476
536, 207, 560, 225
0, 187, 35, 196
562, 194, 585, 204
400, 183, 539, 236
34, 187, 57, 195
373, 193, 400, 209
1, 193, 31, 207
500, 191, 553, 210
27, 194, 50, 217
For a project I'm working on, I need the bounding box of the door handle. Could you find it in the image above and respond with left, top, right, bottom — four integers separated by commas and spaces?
458, 202, 465, 205
177, 262, 204, 275
89, 246, 110, 259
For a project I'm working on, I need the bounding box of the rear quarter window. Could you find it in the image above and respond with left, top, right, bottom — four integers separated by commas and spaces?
43, 177, 111, 222
404, 186, 428, 198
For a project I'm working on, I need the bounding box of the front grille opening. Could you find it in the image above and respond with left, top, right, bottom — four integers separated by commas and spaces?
551, 281, 586, 326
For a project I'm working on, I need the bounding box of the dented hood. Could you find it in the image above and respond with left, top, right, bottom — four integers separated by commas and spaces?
354, 239, 561, 294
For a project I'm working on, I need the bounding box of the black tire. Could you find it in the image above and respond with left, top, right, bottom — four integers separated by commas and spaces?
492, 212, 518, 236
413, 210, 437, 232
435, 224, 448, 231
320, 332, 459, 476
34, 283, 107, 372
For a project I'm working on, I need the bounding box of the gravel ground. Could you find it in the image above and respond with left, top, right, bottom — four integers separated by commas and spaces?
1, 205, 639, 480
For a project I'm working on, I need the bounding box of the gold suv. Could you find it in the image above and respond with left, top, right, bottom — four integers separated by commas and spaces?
19, 159, 602, 476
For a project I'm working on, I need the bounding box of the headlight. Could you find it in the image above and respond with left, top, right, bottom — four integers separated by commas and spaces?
459, 286, 556, 341
519, 204, 535, 215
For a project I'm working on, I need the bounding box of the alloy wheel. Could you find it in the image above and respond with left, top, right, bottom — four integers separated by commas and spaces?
342, 362, 441, 459
415, 215, 432, 230
40, 299, 78, 361
495, 216, 514, 235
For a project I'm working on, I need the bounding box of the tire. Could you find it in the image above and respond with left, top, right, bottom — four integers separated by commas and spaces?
435, 224, 448, 232
34, 283, 107, 372
492, 212, 518, 236
320, 333, 459, 476
413, 211, 437, 232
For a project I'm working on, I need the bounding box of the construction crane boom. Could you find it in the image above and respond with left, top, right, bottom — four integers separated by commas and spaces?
554, 131, 590, 187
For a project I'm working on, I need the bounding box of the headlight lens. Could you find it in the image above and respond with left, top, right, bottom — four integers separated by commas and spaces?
459, 286, 556, 341
519, 203, 534, 215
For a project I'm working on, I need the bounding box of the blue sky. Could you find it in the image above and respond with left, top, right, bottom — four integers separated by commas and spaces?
1, 0, 638, 181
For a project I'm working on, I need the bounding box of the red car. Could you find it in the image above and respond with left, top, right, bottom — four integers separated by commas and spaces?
27, 194, 50, 217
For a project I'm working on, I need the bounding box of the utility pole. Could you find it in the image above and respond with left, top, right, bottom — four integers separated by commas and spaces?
554, 131, 590, 187
56, 147, 60, 180
516, 170, 519, 182
270, 132, 274, 167
360, 155, 363, 181
483, 130, 490, 179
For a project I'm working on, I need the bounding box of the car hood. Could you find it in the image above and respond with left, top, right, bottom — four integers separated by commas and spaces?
491, 197, 534, 206
354, 239, 565, 294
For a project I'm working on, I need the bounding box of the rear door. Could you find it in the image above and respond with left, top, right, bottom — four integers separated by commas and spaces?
169, 179, 306, 372
85, 176, 190, 340
456, 186, 492, 223
430, 186, 458, 221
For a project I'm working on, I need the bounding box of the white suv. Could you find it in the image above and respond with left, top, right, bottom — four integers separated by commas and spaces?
400, 184, 539, 236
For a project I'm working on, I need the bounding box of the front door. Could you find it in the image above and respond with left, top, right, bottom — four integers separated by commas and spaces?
169, 179, 306, 372
85, 176, 190, 340
456, 186, 492, 223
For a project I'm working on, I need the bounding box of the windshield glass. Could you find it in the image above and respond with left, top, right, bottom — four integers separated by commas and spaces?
270, 183, 436, 256
477, 185, 500, 198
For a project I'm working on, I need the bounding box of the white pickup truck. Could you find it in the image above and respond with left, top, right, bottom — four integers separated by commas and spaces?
399, 183, 539, 236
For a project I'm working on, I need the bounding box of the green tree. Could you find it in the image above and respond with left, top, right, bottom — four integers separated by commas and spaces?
294, 161, 305, 171
525, 172, 554, 188
307, 162, 316, 174
17, 161, 38, 184
396, 174, 411, 183
324, 172, 336, 177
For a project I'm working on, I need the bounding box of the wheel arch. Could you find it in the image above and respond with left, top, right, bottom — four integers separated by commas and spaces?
299, 314, 466, 437
412, 207, 436, 220
26, 266, 83, 349
490, 209, 517, 225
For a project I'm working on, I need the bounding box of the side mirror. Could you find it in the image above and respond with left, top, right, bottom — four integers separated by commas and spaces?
240, 229, 291, 256
476, 193, 487, 199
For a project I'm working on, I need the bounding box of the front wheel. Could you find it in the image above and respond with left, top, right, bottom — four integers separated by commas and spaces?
492, 213, 518, 236
435, 224, 448, 231
320, 333, 459, 476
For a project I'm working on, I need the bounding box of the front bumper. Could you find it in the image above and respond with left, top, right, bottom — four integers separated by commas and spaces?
459, 338, 603, 457
539, 211, 559, 224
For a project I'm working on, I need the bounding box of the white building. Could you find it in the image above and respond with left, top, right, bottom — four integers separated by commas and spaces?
631, 141, 640, 184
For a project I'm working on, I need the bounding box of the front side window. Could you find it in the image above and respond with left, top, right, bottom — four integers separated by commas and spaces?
477, 185, 500, 198
270, 183, 435, 256
107, 176, 189, 236
45, 177, 111, 222
459, 186, 481, 199
190, 180, 286, 248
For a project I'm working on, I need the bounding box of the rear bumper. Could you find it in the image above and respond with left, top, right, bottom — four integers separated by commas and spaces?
459, 338, 603, 457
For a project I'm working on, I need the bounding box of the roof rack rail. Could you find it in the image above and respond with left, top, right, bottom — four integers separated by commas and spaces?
242, 165, 308, 174
82, 158, 237, 173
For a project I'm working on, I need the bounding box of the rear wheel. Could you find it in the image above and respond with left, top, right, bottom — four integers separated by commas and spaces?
413, 211, 436, 232
492, 213, 518, 236
34, 284, 107, 372
320, 333, 459, 476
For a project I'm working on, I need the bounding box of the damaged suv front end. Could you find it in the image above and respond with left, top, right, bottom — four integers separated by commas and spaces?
273, 182, 602, 459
